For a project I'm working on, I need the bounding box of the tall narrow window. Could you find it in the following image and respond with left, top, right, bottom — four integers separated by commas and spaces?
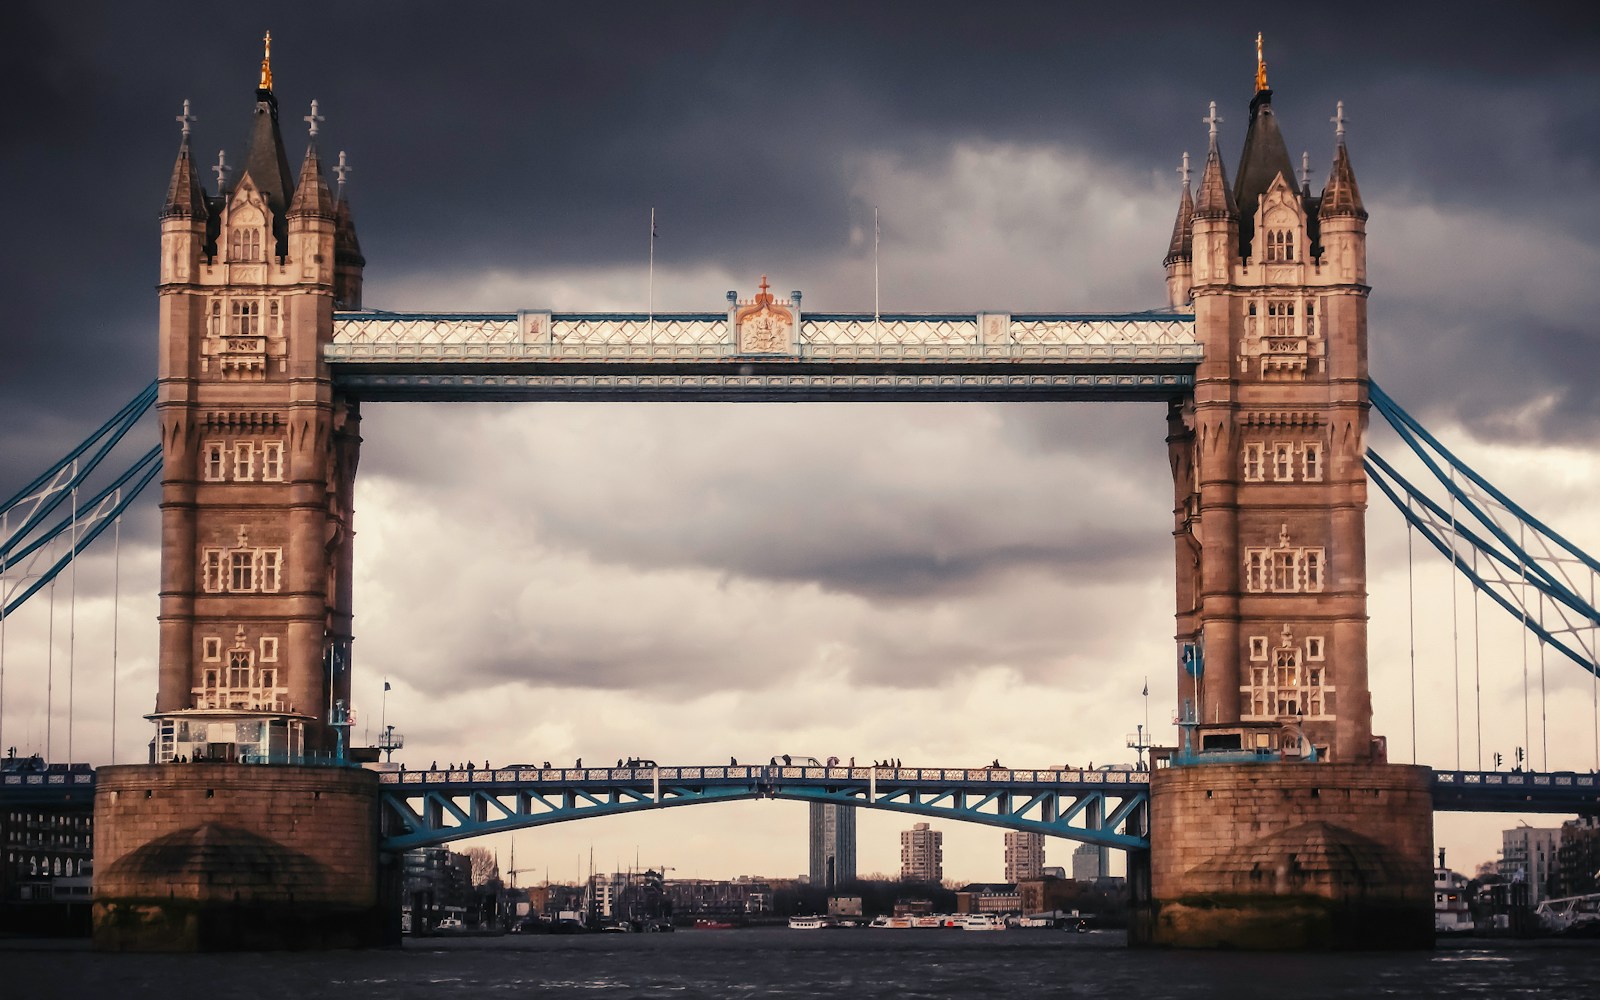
268, 299, 281, 337
203, 441, 227, 482
1272, 443, 1294, 481
1243, 443, 1265, 482
1245, 550, 1267, 592
259, 637, 279, 663
233, 441, 255, 481
202, 549, 224, 593
261, 441, 284, 482
1302, 442, 1323, 482
1303, 550, 1324, 592
202, 637, 222, 662
208, 299, 222, 336
257, 550, 281, 593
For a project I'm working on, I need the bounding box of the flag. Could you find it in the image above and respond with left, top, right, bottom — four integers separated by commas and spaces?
383, 681, 391, 691
1141, 679, 1148, 697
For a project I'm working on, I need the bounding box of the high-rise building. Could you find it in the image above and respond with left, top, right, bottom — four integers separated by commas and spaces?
1501, 826, 1562, 904
1072, 841, 1107, 882
900, 822, 943, 883
1003, 830, 1045, 882
808, 803, 857, 888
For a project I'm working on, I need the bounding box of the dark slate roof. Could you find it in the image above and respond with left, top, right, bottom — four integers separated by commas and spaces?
240, 88, 296, 256
161, 139, 208, 220
1232, 89, 1297, 258
288, 143, 335, 218
335, 194, 365, 267
1319, 141, 1367, 221
1164, 181, 1195, 265
1193, 137, 1237, 220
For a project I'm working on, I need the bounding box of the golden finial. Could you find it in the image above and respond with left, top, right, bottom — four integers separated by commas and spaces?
1255, 32, 1268, 92
258, 31, 273, 91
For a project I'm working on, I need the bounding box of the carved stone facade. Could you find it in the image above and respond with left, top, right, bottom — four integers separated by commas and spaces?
1164, 85, 1374, 764
153, 80, 362, 762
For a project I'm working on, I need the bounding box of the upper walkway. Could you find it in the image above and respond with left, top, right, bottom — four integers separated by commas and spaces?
326, 309, 1199, 402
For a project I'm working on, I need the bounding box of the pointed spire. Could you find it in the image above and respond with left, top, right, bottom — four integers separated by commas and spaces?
162, 100, 208, 220
1320, 114, 1366, 221
1164, 153, 1195, 265
239, 37, 296, 255
1232, 72, 1296, 257
289, 141, 335, 218
1194, 103, 1237, 220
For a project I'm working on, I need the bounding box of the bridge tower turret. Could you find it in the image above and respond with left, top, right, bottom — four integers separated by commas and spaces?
96, 39, 386, 953
150, 40, 362, 766
1171, 77, 1375, 764
1140, 45, 1431, 951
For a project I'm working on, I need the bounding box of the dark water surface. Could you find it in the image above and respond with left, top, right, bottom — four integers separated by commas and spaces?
7, 930, 1600, 999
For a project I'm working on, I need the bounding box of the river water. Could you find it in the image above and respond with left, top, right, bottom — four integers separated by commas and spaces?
7, 930, 1600, 999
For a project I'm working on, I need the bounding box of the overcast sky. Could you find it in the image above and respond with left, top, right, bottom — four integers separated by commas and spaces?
1, 2, 1598, 883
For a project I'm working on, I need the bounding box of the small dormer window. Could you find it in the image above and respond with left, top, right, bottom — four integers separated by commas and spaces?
230, 227, 262, 262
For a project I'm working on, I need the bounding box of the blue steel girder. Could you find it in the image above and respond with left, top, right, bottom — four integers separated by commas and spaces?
377, 765, 1150, 852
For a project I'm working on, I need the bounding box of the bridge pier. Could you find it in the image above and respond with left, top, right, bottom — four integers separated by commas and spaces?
92, 764, 393, 951
1132, 762, 1433, 949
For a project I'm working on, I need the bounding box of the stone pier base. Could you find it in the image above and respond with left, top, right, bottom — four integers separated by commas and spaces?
1131, 762, 1434, 950
92, 764, 392, 951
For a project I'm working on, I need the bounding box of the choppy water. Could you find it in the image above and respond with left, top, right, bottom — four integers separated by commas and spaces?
7, 930, 1600, 999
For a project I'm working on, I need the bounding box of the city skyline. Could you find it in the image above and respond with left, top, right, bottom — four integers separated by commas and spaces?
1, 3, 1597, 882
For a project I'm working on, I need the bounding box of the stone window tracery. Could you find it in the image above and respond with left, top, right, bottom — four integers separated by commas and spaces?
200, 530, 283, 596
229, 227, 262, 262
1243, 442, 1265, 482
233, 441, 255, 481
203, 442, 226, 482
1242, 626, 1333, 722
1243, 526, 1326, 595
261, 441, 284, 482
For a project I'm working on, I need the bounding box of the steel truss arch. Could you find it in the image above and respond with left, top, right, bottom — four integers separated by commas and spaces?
376, 765, 1150, 852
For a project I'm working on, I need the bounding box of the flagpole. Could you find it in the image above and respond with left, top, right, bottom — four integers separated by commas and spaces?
873, 205, 880, 327
648, 207, 656, 338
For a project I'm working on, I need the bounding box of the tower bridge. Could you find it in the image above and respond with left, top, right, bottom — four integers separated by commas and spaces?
1, 35, 1594, 952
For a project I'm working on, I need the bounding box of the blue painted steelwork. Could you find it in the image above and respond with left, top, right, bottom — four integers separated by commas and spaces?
2, 382, 161, 616
1367, 381, 1599, 678
377, 764, 1151, 852
1431, 769, 1600, 814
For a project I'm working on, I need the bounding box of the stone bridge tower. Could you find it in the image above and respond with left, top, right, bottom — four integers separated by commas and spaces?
1137, 45, 1433, 950
1165, 79, 1373, 764
151, 40, 363, 764
94, 41, 387, 953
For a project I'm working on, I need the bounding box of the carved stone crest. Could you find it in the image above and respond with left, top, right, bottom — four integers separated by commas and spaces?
735, 275, 794, 354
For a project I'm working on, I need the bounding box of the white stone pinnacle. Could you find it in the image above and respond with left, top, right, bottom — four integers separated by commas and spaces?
304, 99, 325, 139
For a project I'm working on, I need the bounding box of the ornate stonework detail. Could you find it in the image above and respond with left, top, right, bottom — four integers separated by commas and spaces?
734, 276, 794, 354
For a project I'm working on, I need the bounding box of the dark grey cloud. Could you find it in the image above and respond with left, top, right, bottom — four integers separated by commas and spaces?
4, 0, 1598, 479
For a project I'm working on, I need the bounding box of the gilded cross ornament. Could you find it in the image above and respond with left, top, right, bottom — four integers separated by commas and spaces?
213, 149, 230, 191
259, 31, 273, 91
176, 99, 197, 138
304, 99, 324, 139
1255, 32, 1269, 92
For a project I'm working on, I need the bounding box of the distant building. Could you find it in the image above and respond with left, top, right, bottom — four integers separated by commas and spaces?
1004, 830, 1045, 882
1501, 826, 1561, 905
900, 822, 943, 883
828, 895, 863, 917
1555, 816, 1600, 898
1072, 841, 1107, 882
955, 882, 1021, 914
402, 847, 473, 929
0, 755, 94, 934
809, 802, 857, 888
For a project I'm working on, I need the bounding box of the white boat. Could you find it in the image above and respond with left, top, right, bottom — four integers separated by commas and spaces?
788, 915, 835, 929
962, 913, 1006, 931
868, 915, 914, 928
1433, 866, 1475, 935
